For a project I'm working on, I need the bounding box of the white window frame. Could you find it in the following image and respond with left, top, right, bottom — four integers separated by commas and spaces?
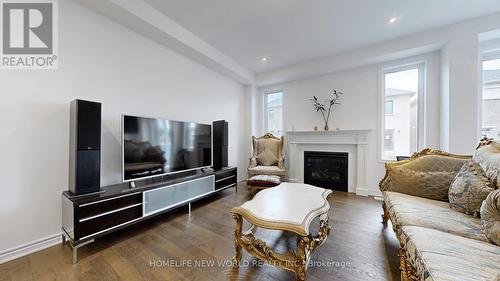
479, 38, 500, 141
378, 62, 426, 162
264, 89, 284, 136
479, 51, 500, 141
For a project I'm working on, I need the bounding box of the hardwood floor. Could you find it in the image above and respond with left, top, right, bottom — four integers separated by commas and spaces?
0, 183, 401, 281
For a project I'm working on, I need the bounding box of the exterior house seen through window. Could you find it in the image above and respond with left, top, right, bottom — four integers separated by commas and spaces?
482, 58, 500, 140
265, 91, 283, 137
382, 67, 421, 161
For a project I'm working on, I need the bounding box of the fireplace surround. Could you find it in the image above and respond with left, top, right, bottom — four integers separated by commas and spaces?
286, 130, 371, 196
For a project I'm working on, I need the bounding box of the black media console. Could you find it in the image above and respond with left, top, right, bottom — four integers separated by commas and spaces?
61, 167, 237, 263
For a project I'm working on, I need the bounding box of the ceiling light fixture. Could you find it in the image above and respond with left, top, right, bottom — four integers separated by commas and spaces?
261, 57, 267, 62
389, 17, 397, 24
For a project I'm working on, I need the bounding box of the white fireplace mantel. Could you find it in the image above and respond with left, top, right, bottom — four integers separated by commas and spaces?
285, 129, 372, 196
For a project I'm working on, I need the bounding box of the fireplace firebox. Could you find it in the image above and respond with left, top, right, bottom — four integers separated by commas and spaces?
304, 151, 348, 191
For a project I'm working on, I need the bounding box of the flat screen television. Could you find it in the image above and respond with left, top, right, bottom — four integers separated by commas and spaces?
122, 115, 212, 181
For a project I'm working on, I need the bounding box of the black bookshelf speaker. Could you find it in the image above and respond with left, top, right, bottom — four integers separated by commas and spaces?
69, 99, 101, 195
213, 120, 228, 168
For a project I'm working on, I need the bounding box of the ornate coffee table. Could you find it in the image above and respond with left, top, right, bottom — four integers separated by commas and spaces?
230, 183, 332, 281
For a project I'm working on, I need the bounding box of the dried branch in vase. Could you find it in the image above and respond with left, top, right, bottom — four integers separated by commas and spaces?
310, 90, 342, 131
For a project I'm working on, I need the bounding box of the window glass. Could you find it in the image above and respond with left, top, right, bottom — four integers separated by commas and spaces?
385, 100, 394, 115
482, 58, 500, 140
383, 68, 419, 160
266, 92, 283, 136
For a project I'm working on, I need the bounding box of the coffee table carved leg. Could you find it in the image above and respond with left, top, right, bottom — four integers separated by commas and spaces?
310, 214, 331, 251
230, 208, 331, 280
232, 214, 243, 267
295, 235, 310, 281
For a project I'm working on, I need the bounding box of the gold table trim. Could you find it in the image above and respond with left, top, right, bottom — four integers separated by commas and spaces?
230, 193, 332, 281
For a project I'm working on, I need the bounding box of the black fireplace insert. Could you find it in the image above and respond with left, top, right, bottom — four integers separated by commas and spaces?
304, 151, 348, 191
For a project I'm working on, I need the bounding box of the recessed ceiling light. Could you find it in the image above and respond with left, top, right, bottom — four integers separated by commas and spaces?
389, 17, 397, 24
261, 57, 267, 62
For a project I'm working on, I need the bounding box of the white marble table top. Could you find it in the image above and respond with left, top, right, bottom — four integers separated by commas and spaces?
231, 183, 332, 236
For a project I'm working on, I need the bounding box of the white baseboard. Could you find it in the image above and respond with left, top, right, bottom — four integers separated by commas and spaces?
0, 233, 62, 264
356, 187, 382, 197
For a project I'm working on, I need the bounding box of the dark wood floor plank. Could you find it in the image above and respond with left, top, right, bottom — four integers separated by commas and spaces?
0, 183, 400, 281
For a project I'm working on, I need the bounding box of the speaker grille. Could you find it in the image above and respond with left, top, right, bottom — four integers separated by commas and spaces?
77, 100, 101, 150
212, 120, 228, 168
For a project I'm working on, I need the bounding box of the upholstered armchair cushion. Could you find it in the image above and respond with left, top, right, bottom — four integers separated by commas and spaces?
248, 165, 285, 177
449, 160, 495, 216
257, 147, 278, 166
379, 149, 470, 201
473, 139, 500, 189
253, 134, 284, 166
247, 175, 281, 187
480, 189, 500, 246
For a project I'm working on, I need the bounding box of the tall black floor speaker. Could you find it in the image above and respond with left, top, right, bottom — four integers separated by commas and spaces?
213, 120, 228, 168
69, 99, 101, 195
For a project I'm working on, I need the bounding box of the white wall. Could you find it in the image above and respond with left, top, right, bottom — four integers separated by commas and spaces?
257, 12, 500, 157
0, 0, 247, 259
258, 53, 440, 194
440, 32, 481, 154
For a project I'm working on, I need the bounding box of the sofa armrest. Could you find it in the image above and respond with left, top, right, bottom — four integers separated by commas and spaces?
249, 157, 257, 168
278, 158, 285, 169
379, 149, 470, 201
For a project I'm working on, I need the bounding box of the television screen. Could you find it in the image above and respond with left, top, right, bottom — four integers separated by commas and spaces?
122, 115, 212, 181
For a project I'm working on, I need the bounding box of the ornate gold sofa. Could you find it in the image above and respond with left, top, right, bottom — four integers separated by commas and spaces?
248, 133, 286, 180
380, 140, 500, 281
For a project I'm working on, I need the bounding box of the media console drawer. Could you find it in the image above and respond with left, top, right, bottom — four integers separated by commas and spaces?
78, 204, 142, 239
215, 169, 234, 180
215, 176, 236, 190
214, 167, 237, 190
78, 193, 142, 220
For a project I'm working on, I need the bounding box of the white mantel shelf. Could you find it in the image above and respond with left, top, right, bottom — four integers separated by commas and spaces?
285, 129, 372, 196
287, 129, 372, 134
287, 130, 371, 145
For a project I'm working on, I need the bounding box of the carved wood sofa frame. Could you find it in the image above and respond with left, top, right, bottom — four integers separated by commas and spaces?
379, 148, 472, 281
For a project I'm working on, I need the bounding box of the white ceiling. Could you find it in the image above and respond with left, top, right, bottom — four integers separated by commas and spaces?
144, 0, 500, 73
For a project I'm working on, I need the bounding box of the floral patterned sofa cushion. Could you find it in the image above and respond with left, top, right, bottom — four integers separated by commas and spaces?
401, 226, 500, 281
473, 139, 500, 189
480, 189, 500, 246
384, 191, 488, 242
449, 160, 495, 216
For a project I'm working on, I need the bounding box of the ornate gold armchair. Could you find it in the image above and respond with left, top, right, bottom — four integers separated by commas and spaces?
248, 133, 286, 180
